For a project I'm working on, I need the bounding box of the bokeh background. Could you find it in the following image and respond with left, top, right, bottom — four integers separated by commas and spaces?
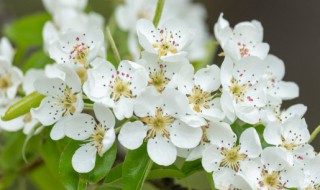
0, 0, 319, 189
2, 0, 318, 147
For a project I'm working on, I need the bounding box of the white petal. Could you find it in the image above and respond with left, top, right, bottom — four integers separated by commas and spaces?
101, 128, 116, 154
186, 143, 207, 161
263, 124, 282, 146
22, 69, 45, 95
134, 87, 161, 117
282, 117, 310, 144
194, 64, 221, 92
147, 135, 177, 166
281, 104, 307, 121
239, 128, 262, 158
136, 19, 158, 53
213, 168, 236, 190
162, 88, 191, 116
0, 113, 24, 132
113, 97, 134, 120
220, 92, 236, 123
72, 143, 97, 173
201, 145, 224, 172
63, 114, 95, 140
31, 96, 64, 126
206, 121, 236, 148
93, 103, 115, 129
118, 121, 148, 150
276, 81, 299, 100
50, 117, 68, 140
169, 120, 202, 149
180, 115, 207, 128
261, 147, 292, 171
34, 77, 65, 96
280, 166, 305, 188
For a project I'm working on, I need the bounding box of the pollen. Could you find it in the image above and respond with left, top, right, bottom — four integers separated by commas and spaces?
220, 146, 247, 172
141, 108, 174, 140
0, 73, 13, 91
229, 78, 248, 103
148, 71, 169, 93
60, 87, 78, 116
259, 171, 283, 190
69, 42, 89, 66
152, 29, 179, 58
188, 86, 213, 112
111, 76, 132, 101
91, 123, 106, 157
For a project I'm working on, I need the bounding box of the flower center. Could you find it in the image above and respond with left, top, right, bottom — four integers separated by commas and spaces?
23, 113, 33, 123
148, 71, 169, 93
280, 136, 300, 151
152, 30, 178, 58
111, 76, 132, 101
70, 43, 89, 66
188, 86, 213, 112
238, 42, 250, 57
91, 123, 106, 157
229, 78, 248, 103
141, 108, 174, 139
0, 73, 13, 91
260, 171, 283, 190
60, 87, 78, 116
220, 146, 247, 172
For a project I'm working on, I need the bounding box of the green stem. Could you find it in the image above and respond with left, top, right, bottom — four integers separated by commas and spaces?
309, 125, 320, 143
84, 103, 94, 110
106, 26, 121, 64
152, 0, 165, 27
206, 173, 216, 190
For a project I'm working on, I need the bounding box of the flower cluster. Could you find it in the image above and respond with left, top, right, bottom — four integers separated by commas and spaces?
0, 1, 319, 190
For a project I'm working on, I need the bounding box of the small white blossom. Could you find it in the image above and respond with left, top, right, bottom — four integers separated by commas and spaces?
0, 37, 14, 63
214, 13, 269, 61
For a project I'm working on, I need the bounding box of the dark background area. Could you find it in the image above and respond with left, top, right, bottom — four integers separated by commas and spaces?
0, 0, 319, 149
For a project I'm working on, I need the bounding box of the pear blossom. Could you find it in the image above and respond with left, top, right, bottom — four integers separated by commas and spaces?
48, 29, 105, 69
136, 19, 194, 62
119, 87, 202, 166
220, 56, 267, 124
83, 58, 148, 120
263, 54, 299, 104
42, 0, 88, 14
31, 64, 83, 140
176, 63, 225, 124
0, 37, 14, 63
214, 13, 269, 61
0, 58, 23, 106
22, 69, 46, 95
137, 51, 190, 93
263, 116, 313, 166
233, 147, 306, 190
301, 154, 320, 190
60, 103, 116, 173
260, 103, 307, 126
201, 127, 262, 189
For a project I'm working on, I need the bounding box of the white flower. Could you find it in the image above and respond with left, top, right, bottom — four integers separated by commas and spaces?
263, 116, 313, 166
136, 19, 194, 62
302, 154, 320, 189
60, 103, 115, 173
23, 69, 46, 95
0, 58, 23, 106
83, 58, 148, 120
0, 37, 14, 63
48, 29, 105, 68
214, 13, 269, 61
201, 127, 262, 189
260, 103, 307, 126
119, 87, 202, 166
137, 51, 189, 93
42, 0, 88, 14
31, 64, 83, 140
176, 63, 225, 124
263, 54, 299, 104
220, 56, 267, 124
233, 147, 306, 190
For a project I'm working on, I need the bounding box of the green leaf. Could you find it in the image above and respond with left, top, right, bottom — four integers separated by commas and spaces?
147, 165, 185, 180
22, 50, 52, 73
1, 91, 45, 121
83, 143, 117, 183
181, 159, 203, 177
105, 164, 123, 184
192, 38, 218, 71
3, 13, 50, 47
59, 141, 82, 190
122, 143, 153, 190
29, 165, 66, 190
39, 133, 62, 179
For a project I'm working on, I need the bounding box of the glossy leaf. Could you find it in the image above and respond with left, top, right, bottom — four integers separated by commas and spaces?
181, 159, 203, 177
29, 165, 66, 190
59, 140, 82, 190
83, 143, 117, 183
1, 91, 45, 121
147, 165, 185, 180
105, 164, 122, 184
22, 50, 52, 73
122, 143, 153, 190
3, 13, 50, 46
